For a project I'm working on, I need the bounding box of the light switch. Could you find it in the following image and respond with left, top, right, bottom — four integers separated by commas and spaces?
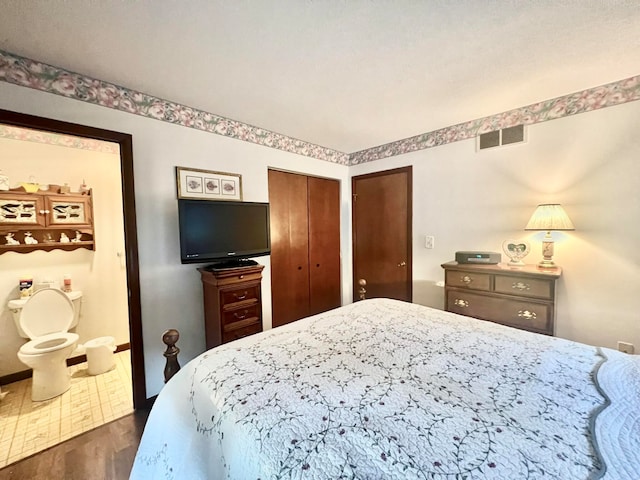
425, 235, 435, 249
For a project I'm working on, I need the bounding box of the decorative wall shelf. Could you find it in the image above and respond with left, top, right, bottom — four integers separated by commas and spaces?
0, 186, 95, 255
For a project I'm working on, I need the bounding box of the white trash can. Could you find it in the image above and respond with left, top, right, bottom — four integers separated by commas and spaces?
84, 336, 116, 375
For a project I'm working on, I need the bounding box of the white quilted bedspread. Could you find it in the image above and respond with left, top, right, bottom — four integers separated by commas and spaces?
131, 299, 640, 479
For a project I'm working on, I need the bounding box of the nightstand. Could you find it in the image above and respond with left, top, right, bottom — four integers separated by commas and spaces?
441, 262, 561, 335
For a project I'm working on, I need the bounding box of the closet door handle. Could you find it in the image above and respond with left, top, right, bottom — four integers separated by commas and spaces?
316, 263, 320, 267
298, 266, 303, 270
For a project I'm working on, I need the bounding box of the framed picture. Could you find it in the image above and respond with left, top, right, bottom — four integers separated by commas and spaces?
176, 167, 242, 201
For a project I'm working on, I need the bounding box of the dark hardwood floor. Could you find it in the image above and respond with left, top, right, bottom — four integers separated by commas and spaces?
0, 409, 149, 480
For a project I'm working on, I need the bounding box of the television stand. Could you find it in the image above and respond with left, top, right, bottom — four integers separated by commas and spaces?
206, 258, 258, 271
198, 263, 264, 348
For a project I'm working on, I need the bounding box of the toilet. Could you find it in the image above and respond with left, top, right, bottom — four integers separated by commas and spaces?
13, 288, 80, 401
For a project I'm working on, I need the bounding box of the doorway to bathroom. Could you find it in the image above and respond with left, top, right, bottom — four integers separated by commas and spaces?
0, 110, 145, 466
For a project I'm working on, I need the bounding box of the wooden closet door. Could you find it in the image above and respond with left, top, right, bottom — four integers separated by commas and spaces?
307, 176, 341, 316
268, 170, 310, 327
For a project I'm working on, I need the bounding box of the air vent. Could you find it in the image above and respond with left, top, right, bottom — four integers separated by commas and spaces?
479, 130, 500, 149
478, 124, 525, 150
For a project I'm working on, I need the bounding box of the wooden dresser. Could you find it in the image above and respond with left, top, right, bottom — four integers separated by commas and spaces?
198, 264, 264, 349
441, 262, 561, 335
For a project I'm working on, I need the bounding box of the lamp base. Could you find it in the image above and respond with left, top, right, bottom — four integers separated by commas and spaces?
537, 259, 558, 270
538, 234, 558, 269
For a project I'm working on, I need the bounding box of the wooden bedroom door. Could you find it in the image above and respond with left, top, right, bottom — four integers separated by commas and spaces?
268, 170, 341, 327
352, 166, 412, 302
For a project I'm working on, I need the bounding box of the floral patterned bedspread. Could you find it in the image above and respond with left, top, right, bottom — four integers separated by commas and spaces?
131, 298, 640, 479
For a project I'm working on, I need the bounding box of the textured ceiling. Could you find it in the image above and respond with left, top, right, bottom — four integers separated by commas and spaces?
1, 0, 639, 153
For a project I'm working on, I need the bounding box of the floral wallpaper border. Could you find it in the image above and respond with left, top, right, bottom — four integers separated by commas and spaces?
0, 124, 119, 154
350, 75, 640, 164
0, 49, 638, 166
0, 50, 350, 165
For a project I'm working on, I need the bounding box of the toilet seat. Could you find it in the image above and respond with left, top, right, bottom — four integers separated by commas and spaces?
19, 288, 74, 339
19, 332, 79, 355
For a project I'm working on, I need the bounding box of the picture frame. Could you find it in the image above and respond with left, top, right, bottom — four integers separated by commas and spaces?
176, 167, 242, 201
501, 238, 531, 266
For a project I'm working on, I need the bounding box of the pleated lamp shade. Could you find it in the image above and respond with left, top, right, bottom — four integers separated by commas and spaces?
525, 204, 575, 232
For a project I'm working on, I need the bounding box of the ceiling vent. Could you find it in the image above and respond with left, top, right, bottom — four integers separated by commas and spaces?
478, 124, 525, 150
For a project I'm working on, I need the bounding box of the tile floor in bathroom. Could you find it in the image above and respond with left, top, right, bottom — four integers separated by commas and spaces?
0, 349, 133, 468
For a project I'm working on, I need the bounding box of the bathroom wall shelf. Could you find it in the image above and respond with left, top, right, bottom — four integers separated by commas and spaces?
0, 239, 95, 255
0, 187, 95, 255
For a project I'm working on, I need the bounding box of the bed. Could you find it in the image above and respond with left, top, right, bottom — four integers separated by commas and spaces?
130, 298, 639, 479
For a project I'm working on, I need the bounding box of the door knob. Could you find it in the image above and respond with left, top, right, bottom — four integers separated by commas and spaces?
397, 261, 407, 267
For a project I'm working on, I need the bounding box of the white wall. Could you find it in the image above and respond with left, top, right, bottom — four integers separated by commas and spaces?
3, 80, 638, 398
350, 100, 640, 352
0, 137, 129, 376
0, 81, 351, 397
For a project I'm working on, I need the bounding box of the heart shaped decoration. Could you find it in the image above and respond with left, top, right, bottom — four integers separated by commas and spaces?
502, 239, 531, 266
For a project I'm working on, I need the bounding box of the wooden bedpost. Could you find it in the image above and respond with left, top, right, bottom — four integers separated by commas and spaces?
162, 329, 180, 383
358, 278, 367, 300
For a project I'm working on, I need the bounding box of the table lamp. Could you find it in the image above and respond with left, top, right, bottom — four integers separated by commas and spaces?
524, 204, 574, 269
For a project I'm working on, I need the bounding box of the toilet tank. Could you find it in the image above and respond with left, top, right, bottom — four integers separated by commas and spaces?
8, 289, 83, 338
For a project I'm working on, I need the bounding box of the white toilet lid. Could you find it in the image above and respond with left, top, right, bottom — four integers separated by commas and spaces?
20, 288, 74, 339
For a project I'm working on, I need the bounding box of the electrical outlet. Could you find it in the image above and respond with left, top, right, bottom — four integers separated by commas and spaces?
617, 341, 635, 354
425, 235, 435, 249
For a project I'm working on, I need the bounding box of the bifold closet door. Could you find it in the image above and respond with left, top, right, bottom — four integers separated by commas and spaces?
269, 170, 310, 327
307, 176, 341, 316
269, 170, 341, 328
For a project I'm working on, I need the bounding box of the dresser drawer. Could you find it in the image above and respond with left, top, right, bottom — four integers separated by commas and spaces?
214, 270, 263, 287
494, 275, 554, 300
221, 284, 260, 306
222, 303, 261, 327
447, 290, 552, 334
222, 320, 262, 343
445, 270, 491, 291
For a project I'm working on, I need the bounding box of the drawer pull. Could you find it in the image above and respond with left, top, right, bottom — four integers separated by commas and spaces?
233, 310, 249, 320
454, 299, 469, 308
461, 275, 472, 284
512, 282, 530, 291
518, 310, 537, 320
233, 291, 248, 300
238, 275, 245, 279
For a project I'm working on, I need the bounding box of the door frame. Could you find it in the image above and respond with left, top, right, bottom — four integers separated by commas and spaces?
0, 109, 147, 408
351, 166, 413, 302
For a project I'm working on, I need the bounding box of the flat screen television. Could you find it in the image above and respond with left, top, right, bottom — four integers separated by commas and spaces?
177, 199, 271, 266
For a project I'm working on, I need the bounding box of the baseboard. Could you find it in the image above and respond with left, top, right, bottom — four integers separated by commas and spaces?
0, 342, 131, 386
